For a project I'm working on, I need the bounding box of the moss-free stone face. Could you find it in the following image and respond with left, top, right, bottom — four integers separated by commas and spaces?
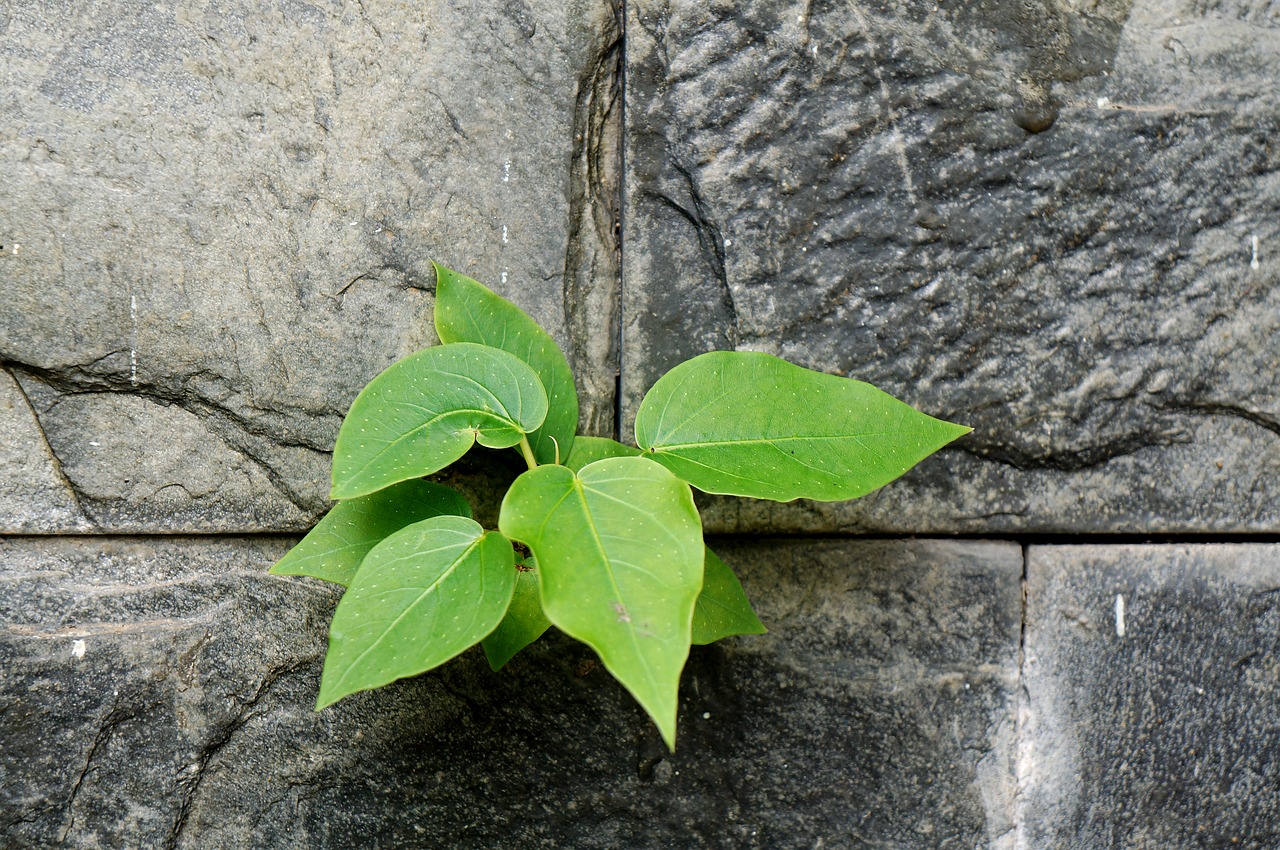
0, 0, 620, 532
1022, 545, 1280, 848
0, 370, 90, 532
0, 536, 1021, 848
623, 0, 1280, 533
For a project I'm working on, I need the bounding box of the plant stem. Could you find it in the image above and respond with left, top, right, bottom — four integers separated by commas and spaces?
518, 435, 538, 470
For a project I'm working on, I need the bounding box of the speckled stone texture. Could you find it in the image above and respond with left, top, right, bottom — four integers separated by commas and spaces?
0, 536, 1022, 849
0, 0, 621, 533
4, 0, 1277, 846
623, 0, 1280, 534
1020, 544, 1280, 850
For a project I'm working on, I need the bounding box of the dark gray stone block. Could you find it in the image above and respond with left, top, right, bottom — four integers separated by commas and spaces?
0, 536, 1021, 848
0, 0, 621, 533
623, 0, 1280, 533
1021, 544, 1280, 849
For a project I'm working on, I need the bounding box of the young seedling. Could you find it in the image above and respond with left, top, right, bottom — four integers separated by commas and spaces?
272, 263, 970, 749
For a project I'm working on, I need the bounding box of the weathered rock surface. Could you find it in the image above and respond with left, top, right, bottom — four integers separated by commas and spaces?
1021, 544, 1280, 848
0, 371, 90, 532
0, 0, 621, 533
0, 536, 1022, 848
623, 0, 1280, 533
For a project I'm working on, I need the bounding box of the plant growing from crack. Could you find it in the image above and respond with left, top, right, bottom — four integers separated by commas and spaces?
271, 264, 969, 749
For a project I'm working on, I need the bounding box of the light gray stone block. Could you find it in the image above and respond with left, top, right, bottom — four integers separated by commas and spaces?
0, 370, 90, 532
622, 0, 1280, 533
0, 536, 1021, 848
0, 0, 621, 533
1021, 544, 1280, 849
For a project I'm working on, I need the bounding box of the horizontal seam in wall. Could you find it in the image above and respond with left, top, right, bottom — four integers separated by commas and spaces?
5, 532, 1280, 544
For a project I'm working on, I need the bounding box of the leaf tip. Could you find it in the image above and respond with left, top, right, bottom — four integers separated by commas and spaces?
659, 721, 678, 753
481, 643, 508, 673
930, 416, 972, 447
428, 258, 450, 286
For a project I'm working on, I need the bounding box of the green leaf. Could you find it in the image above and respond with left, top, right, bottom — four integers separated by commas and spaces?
635, 351, 971, 502
434, 263, 578, 465
564, 435, 639, 471
331, 342, 548, 500
481, 556, 552, 671
692, 548, 767, 645
317, 515, 516, 709
270, 480, 472, 587
498, 457, 704, 750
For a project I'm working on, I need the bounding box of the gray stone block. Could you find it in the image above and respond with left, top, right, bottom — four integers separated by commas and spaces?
0, 0, 621, 533
1021, 544, 1280, 849
0, 536, 1021, 848
0, 371, 90, 532
622, 0, 1280, 533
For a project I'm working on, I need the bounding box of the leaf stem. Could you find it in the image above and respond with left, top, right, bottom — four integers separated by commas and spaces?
518, 435, 538, 470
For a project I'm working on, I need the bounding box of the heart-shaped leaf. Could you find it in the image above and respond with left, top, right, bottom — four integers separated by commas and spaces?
481, 556, 552, 671
566, 441, 763, 646
331, 342, 548, 500
434, 263, 578, 465
270, 480, 472, 587
317, 515, 516, 708
692, 548, 767, 645
635, 351, 970, 502
564, 435, 639, 471
498, 457, 704, 750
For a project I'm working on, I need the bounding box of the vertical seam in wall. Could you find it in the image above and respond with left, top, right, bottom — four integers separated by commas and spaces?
614, 0, 627, 444
1013, 541, 1031, 850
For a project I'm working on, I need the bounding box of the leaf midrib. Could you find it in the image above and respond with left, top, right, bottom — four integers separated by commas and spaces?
334, 533, 484, 692
342, 408, 518, 484
649, 431, 908, 452
568, 478, 662, 697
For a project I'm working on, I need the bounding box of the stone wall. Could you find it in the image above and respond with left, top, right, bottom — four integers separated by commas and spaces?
2, 1, 1277, 847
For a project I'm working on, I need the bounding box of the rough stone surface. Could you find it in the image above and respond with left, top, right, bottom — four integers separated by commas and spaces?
0, 371, 90, 532
1021, 544, 1280, 849
623, 0, 1280, 533
0, 0, 621, 533
0, 536, 1021, 848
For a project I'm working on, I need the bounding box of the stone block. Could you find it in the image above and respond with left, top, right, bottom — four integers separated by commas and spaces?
0, 536, 1021, 848
0, 370, 90, 532
623, 0, 1280, 533
0, 0, 621, 533
1021, 544, 1280, 848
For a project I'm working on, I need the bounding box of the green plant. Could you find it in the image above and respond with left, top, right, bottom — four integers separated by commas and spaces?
272, 264, 970, 749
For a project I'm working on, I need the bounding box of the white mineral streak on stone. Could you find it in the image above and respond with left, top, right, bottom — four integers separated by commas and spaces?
976, 709, 1018, 849
1251, 235, 1260, 269
1115, 594, 1126, 637
503, 159, 511, 182
502, 224, 508, 244
129, 294, 138, 386
849, 7, 917, 206
72, 639, 86, 659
